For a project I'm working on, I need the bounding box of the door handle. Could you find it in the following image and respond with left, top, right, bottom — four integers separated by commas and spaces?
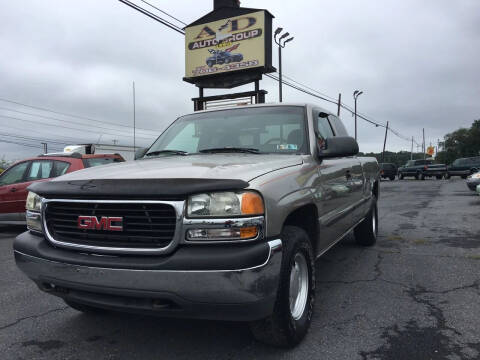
10, 187, 17, 193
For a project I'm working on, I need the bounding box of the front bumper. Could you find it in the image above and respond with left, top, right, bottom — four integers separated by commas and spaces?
467, 178, 480, 191
14, 232, 282, 321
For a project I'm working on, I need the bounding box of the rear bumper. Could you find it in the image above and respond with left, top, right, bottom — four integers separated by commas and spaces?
14, 232, 282, 321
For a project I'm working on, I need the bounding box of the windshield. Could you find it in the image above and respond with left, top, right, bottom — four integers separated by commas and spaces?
146, 106, 308, 156
406, 160, 415, 166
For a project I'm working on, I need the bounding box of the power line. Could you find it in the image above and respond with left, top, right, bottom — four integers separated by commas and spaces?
0, 137, 63, 151
0, 132, 71, 146
0, 98, 160, 134
0, 114, 156, 140
117, 0, 185, 34
139, 0, 187, 26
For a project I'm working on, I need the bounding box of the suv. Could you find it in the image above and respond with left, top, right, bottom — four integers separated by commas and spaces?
380, 163, 397, 181
14, 104, 379, 347
398, 159, 447, 180
447, 157, 480, 179
0, 153, 124, 224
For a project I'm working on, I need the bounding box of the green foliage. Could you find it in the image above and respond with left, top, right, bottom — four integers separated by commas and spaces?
358, 151, 425, 167
0, 156, 12, 170
438, 119, 480, 165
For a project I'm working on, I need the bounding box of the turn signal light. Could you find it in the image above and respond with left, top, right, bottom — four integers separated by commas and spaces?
241, 192, 264, 215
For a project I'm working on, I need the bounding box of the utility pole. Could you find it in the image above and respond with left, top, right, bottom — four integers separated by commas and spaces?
411, 136, 414, 160
337, 93, 342, 116
133, 81, 136, 151
41, 142, 47, 154
423, 128, 426, 160
382, 121, 389, 163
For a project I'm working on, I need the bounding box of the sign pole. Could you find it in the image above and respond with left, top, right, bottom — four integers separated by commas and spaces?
337, 93, 341, 116
278, 44, 282, 102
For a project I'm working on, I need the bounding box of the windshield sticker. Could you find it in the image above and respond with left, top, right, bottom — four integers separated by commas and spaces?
277, 144, 298, 150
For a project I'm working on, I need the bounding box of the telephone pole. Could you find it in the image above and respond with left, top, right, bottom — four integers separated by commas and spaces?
411, 136, 414, 160
382, 121, 389, 163
41, 142, 47, 154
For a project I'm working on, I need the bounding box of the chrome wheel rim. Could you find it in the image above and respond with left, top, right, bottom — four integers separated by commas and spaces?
289, 252, 309, 320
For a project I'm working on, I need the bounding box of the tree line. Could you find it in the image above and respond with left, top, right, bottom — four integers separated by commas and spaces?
359, 119, 479, 166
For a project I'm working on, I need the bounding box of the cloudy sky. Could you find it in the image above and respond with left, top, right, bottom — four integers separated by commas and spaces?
1, 0, 479, 162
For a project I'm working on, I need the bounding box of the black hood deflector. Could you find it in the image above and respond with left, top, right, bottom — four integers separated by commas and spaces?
29, 178, 250, 200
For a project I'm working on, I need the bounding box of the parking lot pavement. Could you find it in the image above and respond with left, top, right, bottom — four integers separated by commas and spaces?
0, 179, 479, 360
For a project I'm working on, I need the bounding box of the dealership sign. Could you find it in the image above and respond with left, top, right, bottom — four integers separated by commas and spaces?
184, 10, 273, 83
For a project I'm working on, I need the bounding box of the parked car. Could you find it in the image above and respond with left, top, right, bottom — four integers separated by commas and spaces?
398, 159, 446, 180
466, 171, 480, 191
380, 163, 397, 180
14, 103, 379, 347
476, 184, 480, 196
447, 157, 480, 179
0, 152, 124, 224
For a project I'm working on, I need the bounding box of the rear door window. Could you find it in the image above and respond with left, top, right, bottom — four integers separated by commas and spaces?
26, 161, 54, 181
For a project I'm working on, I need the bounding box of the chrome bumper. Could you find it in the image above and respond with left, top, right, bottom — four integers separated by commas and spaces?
14, 239, 282, 321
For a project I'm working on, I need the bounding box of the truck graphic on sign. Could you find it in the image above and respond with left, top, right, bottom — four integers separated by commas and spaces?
206, 44, 244, 67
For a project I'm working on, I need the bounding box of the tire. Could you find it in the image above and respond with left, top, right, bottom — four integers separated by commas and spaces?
446, 174, 451, 179
354, 197, 378, 246
420, 173, 425, 180
389, 176, 395, 181
206, 61, 214, 68
64, 300, 107, 314
250, 226, 315, 348
436, 175, 442, 180
225, 58, 231, 64
461, 175, 468, 179
415, 173, 419, 180
399, 173, 404, 180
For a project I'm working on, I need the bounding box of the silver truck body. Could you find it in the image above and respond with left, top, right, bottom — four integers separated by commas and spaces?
14, 103, 379, 322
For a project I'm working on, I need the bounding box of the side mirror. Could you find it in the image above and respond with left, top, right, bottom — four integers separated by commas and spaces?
318, 136, 359, 159
134, 147, 148, 160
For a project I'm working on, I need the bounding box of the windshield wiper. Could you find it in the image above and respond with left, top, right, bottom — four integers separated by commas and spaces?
199, 147, 260, 154
145, 150, 188, 157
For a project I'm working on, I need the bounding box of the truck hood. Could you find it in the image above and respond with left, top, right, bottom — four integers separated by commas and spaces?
54, 154, 303, 183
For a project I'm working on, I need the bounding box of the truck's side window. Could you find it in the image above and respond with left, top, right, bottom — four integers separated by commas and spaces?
52, 161, 71, 177
328, 115, 349, 136
313, 110, 335, 139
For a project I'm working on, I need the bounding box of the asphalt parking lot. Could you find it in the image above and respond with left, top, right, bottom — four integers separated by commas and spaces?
0, 179, 479, 360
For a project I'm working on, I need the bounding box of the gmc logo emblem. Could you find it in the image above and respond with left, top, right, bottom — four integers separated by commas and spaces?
77, 216, 123, 232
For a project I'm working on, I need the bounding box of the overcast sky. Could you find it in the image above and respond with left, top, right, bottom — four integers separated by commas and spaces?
1, 0, 479, 162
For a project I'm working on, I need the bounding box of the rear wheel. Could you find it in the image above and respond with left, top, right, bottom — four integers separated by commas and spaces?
399, 173, 404, 180
206, 60, 214, 67
250, 226, 315, 348
354, 197, 378, 246
436, 175, 442, 180
446, 174, 451, 179
420, 173, 426, 180
389, 176, 395, 181
415, 173, 420, 180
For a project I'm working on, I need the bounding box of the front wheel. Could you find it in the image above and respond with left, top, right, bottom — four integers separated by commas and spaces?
250, 226, 315, 348
389, 176, 395, 181
354, 197, 378, 246
399, 173, 404, 180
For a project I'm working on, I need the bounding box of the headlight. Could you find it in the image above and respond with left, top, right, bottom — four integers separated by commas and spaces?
187, 191, 264, 218
26, 192, 43, 232
471, 173, 480, 179
26, 192, 43, 212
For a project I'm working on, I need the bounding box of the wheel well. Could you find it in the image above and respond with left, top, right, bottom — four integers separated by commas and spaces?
283, 204, 318, 253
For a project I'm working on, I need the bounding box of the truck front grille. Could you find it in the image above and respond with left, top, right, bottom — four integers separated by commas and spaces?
44, 201, 177, 250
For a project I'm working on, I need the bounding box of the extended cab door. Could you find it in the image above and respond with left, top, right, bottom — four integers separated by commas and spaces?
313, 111, 360, 250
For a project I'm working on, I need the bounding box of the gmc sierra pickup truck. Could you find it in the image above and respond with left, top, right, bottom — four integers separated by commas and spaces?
398, 159, 447, 180
14, 103, 379, 347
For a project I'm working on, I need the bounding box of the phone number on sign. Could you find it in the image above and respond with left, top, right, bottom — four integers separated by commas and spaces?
193, 60, 260, 76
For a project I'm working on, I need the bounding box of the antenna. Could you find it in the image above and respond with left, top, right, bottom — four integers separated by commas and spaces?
133, 81, 136, 151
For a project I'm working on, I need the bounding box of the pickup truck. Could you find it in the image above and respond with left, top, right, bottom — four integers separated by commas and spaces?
447, 157, 480, 179
398, 159, 447, 180
14, 103, 379, 347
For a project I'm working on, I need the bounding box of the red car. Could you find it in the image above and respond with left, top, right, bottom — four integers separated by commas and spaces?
0, 153, 124, 224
